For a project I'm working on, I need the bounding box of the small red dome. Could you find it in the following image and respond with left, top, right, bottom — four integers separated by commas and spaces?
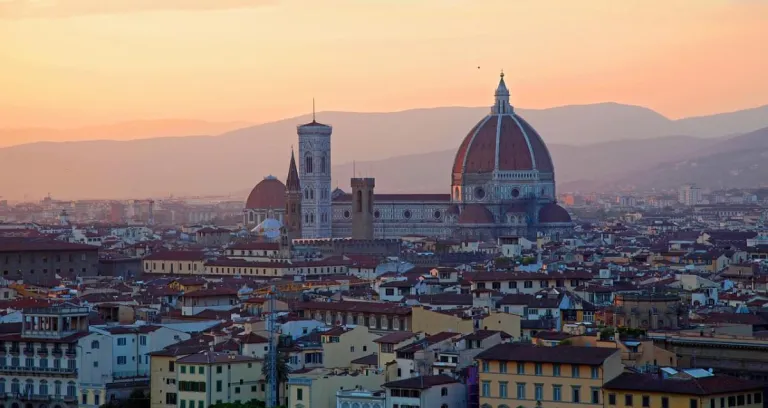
538, 203, 572, 223
245, 176, 286, 210
458, 204, 495, 224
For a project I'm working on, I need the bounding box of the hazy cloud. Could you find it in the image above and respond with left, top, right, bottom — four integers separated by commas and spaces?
0, 0, 277, 18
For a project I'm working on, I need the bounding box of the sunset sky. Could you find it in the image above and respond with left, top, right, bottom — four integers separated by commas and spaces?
1, 0, 767, 129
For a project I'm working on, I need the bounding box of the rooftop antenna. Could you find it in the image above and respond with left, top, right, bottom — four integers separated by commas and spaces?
353, 160, 356, 178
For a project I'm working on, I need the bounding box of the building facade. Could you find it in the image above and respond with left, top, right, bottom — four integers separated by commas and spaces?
475, 343, 622, 408
0, 239, 99, 285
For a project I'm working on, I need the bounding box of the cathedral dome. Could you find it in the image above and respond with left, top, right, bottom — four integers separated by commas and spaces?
458, 204, 495, 224
538, 203, 572, 223
245, 176, 286, 210
452, 73, 554, 177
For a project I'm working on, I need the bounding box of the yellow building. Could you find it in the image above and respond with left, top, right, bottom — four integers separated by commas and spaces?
176, 351, 264, 408
286, 369, 386, 408
602, 371, 765, 408
476, 344, 622, 408
411, 306, 521, 339
320, 325, 381, 369
143, 251, 206, 275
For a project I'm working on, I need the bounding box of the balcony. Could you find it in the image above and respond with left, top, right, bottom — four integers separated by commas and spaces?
23, 347, 35, 356
52, 348, 63, 356
9, 347, 20, 355
65, 349, 76, 357
0, 365, 78, 376
37, 348, 48, 356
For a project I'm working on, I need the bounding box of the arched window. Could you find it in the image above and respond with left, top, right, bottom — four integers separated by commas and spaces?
39, 380, 48, 396
66, 382, 76, 397
441, 387, 448, 396
321, 155, 327, 174
304, 189, 309, 200
310, 213, 315, 224
91, 340, 99, 349
24, 380, 33, 396
0, 378, 5, 393
310, 189, 314, 200
305, 154, 313, 174
54, 381, 61, 396
11, 379, 20, 394
304, 214, 309, 224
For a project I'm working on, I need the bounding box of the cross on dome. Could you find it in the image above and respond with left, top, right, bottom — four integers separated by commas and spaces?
493, 70, 513, 114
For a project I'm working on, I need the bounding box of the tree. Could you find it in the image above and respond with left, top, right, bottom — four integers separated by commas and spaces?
262, 352, 292, 405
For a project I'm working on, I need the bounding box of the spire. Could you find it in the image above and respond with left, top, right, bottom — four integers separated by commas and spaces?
492, 70, 513, 114
286, 148, 301, 191
312, 98, 316, 122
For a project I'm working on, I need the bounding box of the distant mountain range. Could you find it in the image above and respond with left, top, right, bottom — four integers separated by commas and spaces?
2, 103, 768, 200
0, 119, 252, 147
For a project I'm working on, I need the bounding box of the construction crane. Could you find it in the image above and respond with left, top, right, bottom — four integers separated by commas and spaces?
257, 278, 377, 407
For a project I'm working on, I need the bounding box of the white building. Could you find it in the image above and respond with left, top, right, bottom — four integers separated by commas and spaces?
336, 388, 385, 408
382, 375, 465, 408
0, 306, 110, 408
679, 184, 702, 206
297, 117, 333, 238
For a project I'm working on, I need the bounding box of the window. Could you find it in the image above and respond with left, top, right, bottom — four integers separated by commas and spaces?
441, 387, 448, 397
190, 366, 195, 374
216, 381, 222, 392
517, 362, 525, 374
553, 385, 562, 401
499, 382, 508, 398
553, 363, 561, 376
535, 363, 543, 375
481, 381, 490, 397
643, 395, 650, 407
535, 384, 543, 401
756, 393, 763, 404
571, 365, 580, 378
139, 336, 147, 346
198, 401, 204, 408
199, 366, 204, 374
662, 397, 670, 408
499, 361, 507, 373
234, 387, 240, 394
217, 366, 222, 374
165, 393, 177, 405
91, 340, 100, 349
117, 356, 127, 365
609, 393, 616, 405
481, 361, 489, 372
591, 366, 599, 379
181, 400, 186, 408
297, 389, 303, 401
95, 394, 100, 406
591, 388, 600, 404
572, 386, 581, 403
690, 399, 698, 408
737, 395, 745, 406
181, 365, 186, 374
117, 338, 126, 346
516, 383, 526, 399
169, 361, 175, 372
626, 394, 634, 406
82, 394, 88, 405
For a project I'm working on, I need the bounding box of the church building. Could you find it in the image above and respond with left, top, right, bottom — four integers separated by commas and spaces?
244, 73, 573, 241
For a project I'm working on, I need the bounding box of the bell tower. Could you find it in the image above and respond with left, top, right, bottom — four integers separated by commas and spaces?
351, 177, 375, 240
297, 102, 333, 238
284, 149, 302, 243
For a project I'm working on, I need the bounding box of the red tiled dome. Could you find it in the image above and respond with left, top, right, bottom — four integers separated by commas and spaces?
538, 203, 572, 223
245, 176, 286, 210
458, 204, 495, 224
452, 73, 554, 177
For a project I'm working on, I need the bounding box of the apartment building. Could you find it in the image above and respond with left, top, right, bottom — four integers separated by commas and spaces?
476, 344, 622, 408
381, 375, 466, 408
603, 371, 765, 408
286, 369, 385, 408
320, 325, 380, 369
175, 351, 264, 408
0, 306, 108, 408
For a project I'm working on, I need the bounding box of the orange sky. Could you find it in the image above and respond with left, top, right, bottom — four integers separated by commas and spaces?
1, 0, 767, 129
